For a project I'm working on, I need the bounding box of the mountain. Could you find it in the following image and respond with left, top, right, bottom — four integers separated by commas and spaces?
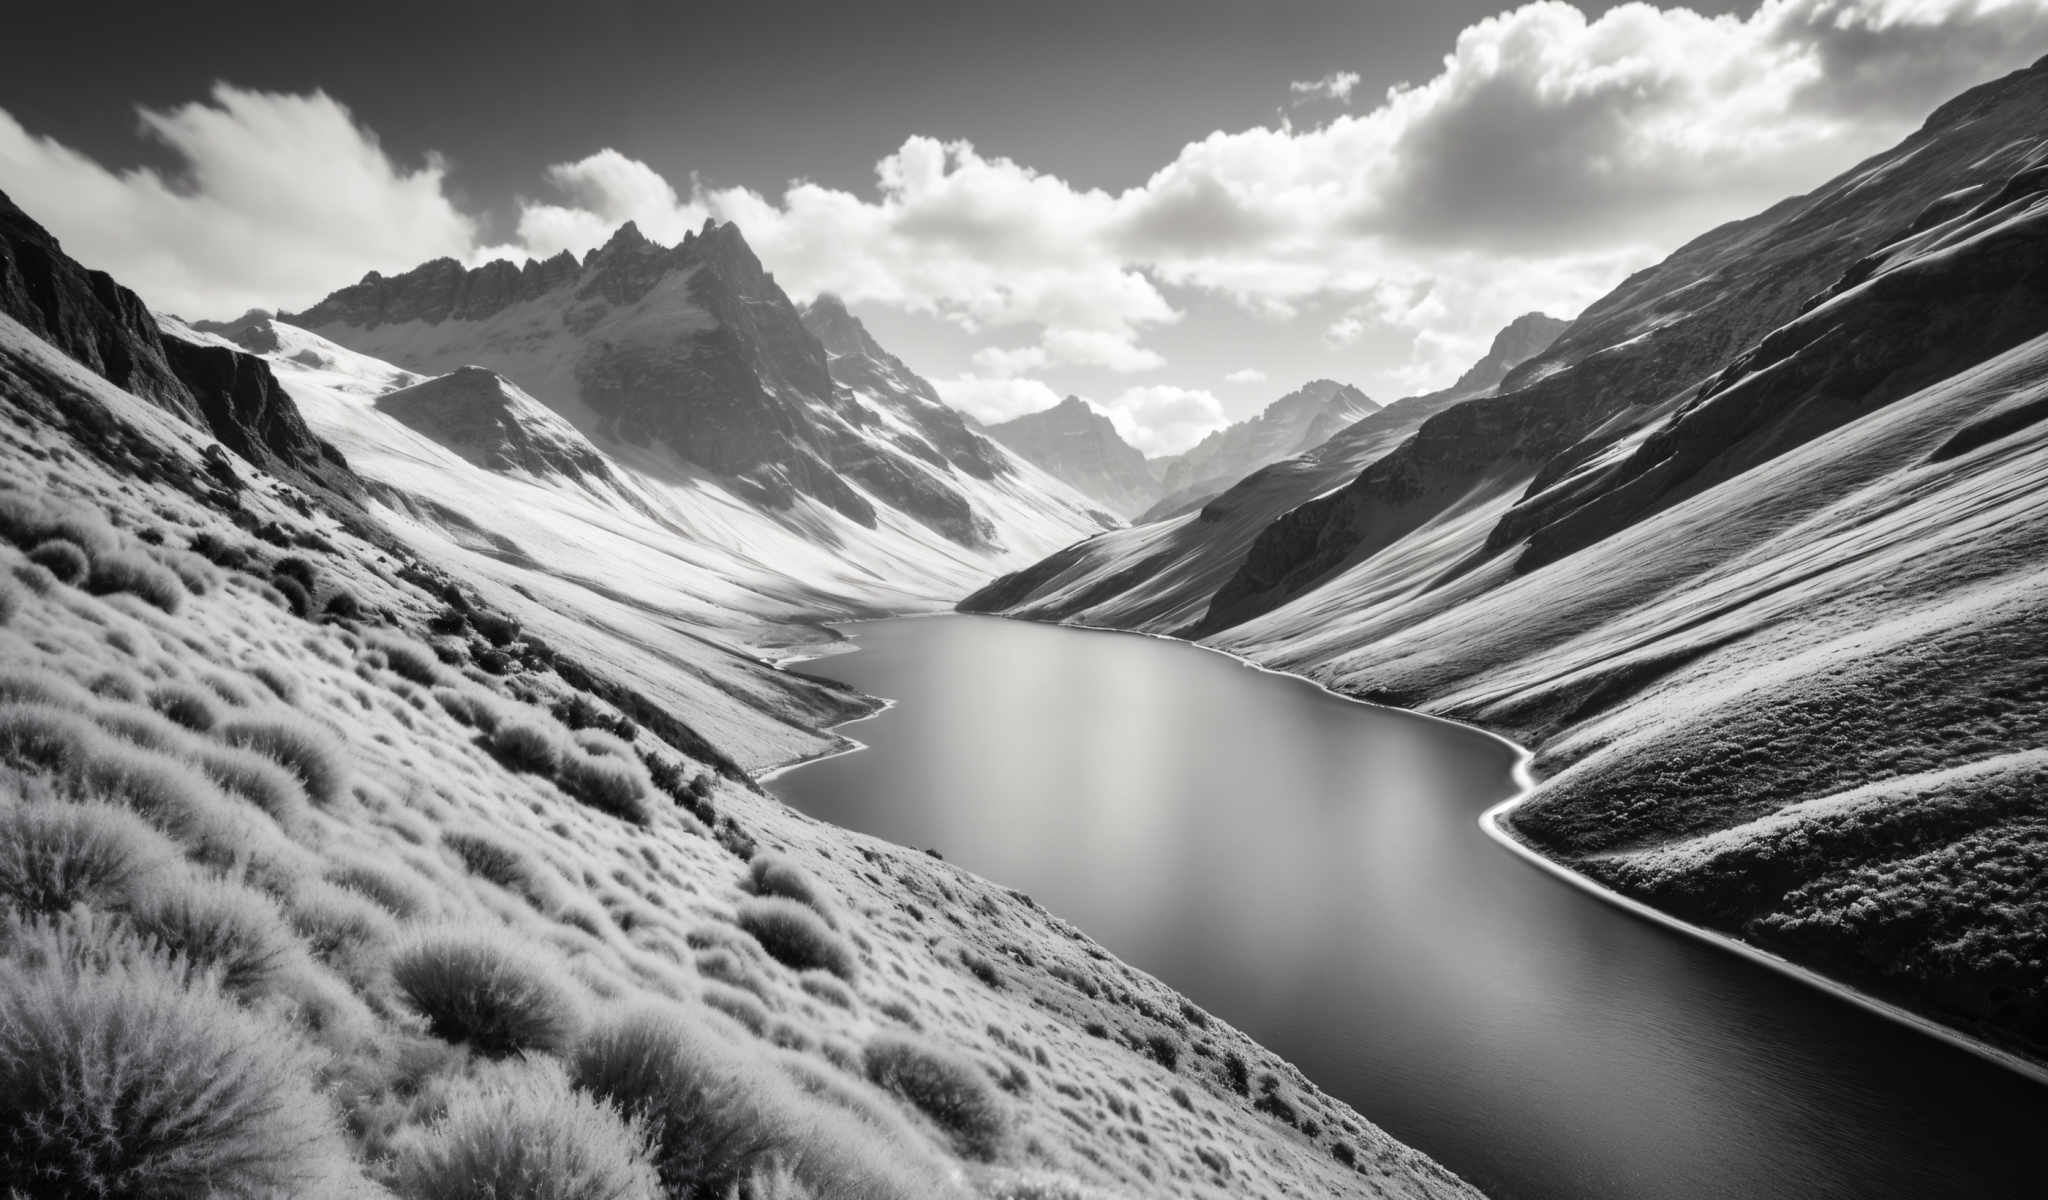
962, 311, 1562, 628
985, 395, 1158, 517
284, 220, 1105, 555
1142, 379, 1378, 521
0, 189, 357, 503
970, 56, 2048, 1065
0, 195, 1460, 1199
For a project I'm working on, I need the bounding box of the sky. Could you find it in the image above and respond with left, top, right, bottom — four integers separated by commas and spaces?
4, 0, 2046, 454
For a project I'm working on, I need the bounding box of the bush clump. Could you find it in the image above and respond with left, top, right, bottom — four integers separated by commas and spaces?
391, 931, 583, 1057
736, 897, 855, 981
490, 719, 563, 774
0, 797, 175, 915
864, 1033, 1011, 1160
557, 749, 654, 825
217, 715, 349, 807
128, 872, 300, 995
87, 550, 186, 614
746, 853, 831, 919
443, 829, 559, 911
571, 1007, 772, 1195
27, 539, 89, 586
0, 954, 355, 1197
390, 1058, 658, 1200
147, 683, 221, 732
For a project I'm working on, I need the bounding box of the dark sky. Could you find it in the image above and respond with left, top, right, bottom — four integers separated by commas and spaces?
7, 0, 1751, 245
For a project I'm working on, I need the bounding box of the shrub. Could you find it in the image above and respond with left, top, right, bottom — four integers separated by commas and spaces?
217, 715, 349, 807
863, 1033, 1010, 1160
491, 718, 564, 773
0, 954, 355, 1197
747, 853, 831, 918
128, 872, 299, 995
470, 609, 522, 647
287, 878, 397, 962
571, 1007, 773, 1196
320, 587, 363, 622
798, 971, 856, 1010
271, 554, 320, 591
444, 829, 559, 910
27, 538, 88, 585
327, 859, 434, 919
148, 682, 221, 732
246, 663, 301, 704
191, 742, 308, 828
88, 550, 185, 614
737, 897, 855, 981
558, 750, 654, 824
273, 575, 313, 618
391, 1058, 659, 1200
0, 798, 174, 915
371, 633, 443, 687
391, 931, 583, 1057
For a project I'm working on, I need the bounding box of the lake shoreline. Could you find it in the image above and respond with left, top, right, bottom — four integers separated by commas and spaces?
768, 609, 2047, 1091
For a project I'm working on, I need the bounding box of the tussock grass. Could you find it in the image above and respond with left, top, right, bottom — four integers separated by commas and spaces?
0, 702, 245, 851
748, 853, 832, 921
88, 549, 186, 614
391, 1058, 659, 1200
574, 1005, 954, 1200
0, 793, 175, 915
434, 685, 507, 732
27, 538, 88, 585
247, 662, 301, 704
865, 1033, 1011, 1161
491, 718, 563, 773
148, 682, 222, 731
558, 749, 654, 825
129, 871, 301, 995
444, 829, 562, 911
327, 858, 436, 919
287, 876, 398, 962
391, 930, 584, 1057
369, 632, 444, 687
218, 715, 349, 807
738, 896, 856, 981
0, 952, 355, 1197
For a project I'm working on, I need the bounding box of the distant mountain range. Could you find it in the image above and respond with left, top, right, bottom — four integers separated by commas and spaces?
969, 54, 2048, 1066
985, 378, 1384, 520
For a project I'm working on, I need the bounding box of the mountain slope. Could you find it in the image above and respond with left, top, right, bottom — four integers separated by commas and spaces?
985, 395, 1160, 518
1142, 379, 1377, 521
284, 221, 1106, 561
962, 311, 1563, 629
0, 193, 1473, 1200
973, 55, 2048, 1064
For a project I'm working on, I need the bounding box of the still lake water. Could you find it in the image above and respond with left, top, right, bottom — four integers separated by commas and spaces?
770, 616, 2044, 1199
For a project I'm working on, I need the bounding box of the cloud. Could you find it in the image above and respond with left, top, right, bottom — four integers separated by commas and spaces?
0, 84, 475, 318
1103, 385, 1226, 455
930, 373, 1064, 425
3, 0, 2043, 442
1224, 368, 1268, 384
1290, 71, 1362, 104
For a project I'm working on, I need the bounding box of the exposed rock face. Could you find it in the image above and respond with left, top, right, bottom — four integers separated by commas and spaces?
987, 396, 1159, 518
0, 187, 356, 498
802, 294, 1009, 484
1143, 380, 1377, 521
287, 222, 1006, 545
1199, 58, 2048, 633
375, 366, 616, 484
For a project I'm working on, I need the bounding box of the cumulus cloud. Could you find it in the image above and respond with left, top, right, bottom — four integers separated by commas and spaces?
1290, 71, 1362, 104
0, 84, 475, 318
1103, 385, 1226, 455
1224, 367, 1268, 384
3, 0, 2044, 450
930, 373, 1065, 425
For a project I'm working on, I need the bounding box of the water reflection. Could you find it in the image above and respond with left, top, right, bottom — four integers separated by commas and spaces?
773, 616, 2044, 1200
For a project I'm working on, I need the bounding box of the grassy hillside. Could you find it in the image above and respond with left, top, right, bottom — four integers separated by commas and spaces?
0, 306, 1483, 1199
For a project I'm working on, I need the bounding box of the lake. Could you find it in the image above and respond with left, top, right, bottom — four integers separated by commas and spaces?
770, 615, 2044, 1199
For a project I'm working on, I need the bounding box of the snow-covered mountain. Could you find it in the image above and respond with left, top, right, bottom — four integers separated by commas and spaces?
984, 395, 1160, 518
1143, 379, 1377, 521
281, 218, 1108, 563
968, 56, 2048, 1064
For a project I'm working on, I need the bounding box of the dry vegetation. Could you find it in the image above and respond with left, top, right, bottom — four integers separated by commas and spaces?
0, 327, 1460, 1198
